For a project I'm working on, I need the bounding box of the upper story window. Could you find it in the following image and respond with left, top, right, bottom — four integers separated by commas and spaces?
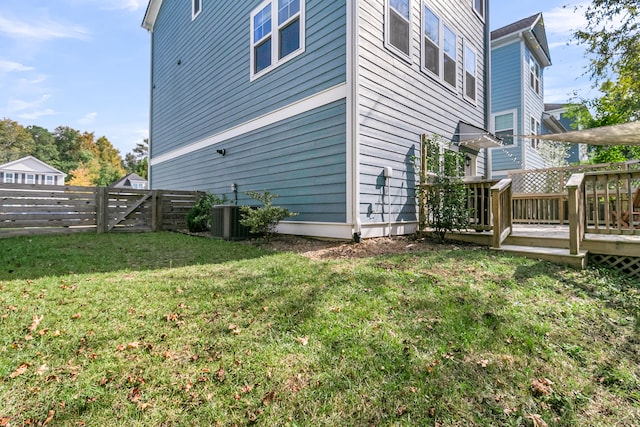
472, 0, 484, 20
192, 0, 202, 20
494, 111, 515, 145
530, 117, 541, 149
529, 55, 540, 95
4, 172, 14, 183
386, 0, 411, 57
250, 0, 305, 80
464, 43, 477, 102
422, 4, 457, 89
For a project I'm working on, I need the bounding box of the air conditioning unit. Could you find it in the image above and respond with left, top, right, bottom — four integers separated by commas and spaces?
211, 205, 253, 240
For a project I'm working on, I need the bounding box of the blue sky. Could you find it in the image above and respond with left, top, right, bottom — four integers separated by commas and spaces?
0, 1, 594, 156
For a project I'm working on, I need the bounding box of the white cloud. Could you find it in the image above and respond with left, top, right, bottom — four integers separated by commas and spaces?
8, 94, 52, 113
17, 109, 57, 120
78, 112, 98, 125
0, 14, 89, 41
543, 2, 589, 38
98, 0, 148, 12
0, 60, 34, 73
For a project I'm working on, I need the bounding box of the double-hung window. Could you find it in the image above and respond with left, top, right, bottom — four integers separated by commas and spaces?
464, 43, 477, 102
494, 112, 515, 145
251, 0, 304, 79
530, 117, 540, 149
472, 0, 484, 20
529, 55, 540, 94
422, 4, 457, 89
45, 175, 54, 185
26, 174, 35, 184
4, 172, 14, 184
192, 0, 202, 20
386, 0, 411, 57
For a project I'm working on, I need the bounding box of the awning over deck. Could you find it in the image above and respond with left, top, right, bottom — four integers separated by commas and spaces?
456, 121, 503, 151
531, 121, 640, 146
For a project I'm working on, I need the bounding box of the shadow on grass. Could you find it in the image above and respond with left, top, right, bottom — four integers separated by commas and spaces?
0, 232, 270, 281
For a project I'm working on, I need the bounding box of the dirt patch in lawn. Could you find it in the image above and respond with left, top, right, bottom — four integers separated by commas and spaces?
182, 231, 484, 260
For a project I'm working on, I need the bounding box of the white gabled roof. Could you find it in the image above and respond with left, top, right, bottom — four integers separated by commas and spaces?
0, 156, 67, 176
142, 0, 163, 31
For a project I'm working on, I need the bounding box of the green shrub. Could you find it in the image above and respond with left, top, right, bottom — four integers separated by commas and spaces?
239, 191, 298, 240
186, 193, 227, 232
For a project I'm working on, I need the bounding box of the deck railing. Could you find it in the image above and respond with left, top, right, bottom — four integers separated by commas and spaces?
490, 179, 513, 248
566, 173, 586, 254
580, 170, 640, 235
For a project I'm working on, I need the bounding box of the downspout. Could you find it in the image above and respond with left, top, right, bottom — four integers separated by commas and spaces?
347, 0, 361, 242
484, 2, 492, 179
146, 28, 154, 187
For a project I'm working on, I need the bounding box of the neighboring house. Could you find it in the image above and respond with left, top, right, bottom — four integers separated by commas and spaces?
142, 0, 496, 239
0, 156, 66, 186
544, 103, 589, 164
490, 13, 559, 177
110, 173, 148, 190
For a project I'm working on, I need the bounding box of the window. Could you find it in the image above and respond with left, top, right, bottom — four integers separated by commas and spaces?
494, 112, 515, 145
421, 4, 457, 89
529, 55, 540, 94
443, 24, 456, 87
250, 0, 304, 79
530, 117, 540, 149
132, 182, 145, 189
192, 0, 202, 20
472, 0, 484, 20
423, 6, 439, 74
464, 43, 477, 101
26, 174, 35, 184
45, 175, 54, 185
4, 172, 14, 183
387, 0, 411, 57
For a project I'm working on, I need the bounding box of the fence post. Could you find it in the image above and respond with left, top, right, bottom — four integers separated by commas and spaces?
95, 187, 109, 233
418, 134, 427, 231
154, 190, 164, 232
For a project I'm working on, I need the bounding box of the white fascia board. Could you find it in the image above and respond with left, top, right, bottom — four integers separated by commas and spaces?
142, 0, 162, 31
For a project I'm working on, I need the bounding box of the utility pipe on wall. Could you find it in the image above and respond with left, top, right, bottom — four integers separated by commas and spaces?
383, 166, 393, 237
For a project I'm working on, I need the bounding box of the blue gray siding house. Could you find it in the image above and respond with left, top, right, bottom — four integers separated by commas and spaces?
490, 13, 556, 177
142, 0, 494, 239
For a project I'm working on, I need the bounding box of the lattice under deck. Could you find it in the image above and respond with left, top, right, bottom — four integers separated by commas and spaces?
589, 253, 640, 277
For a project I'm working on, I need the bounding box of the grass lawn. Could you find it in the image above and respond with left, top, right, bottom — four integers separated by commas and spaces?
0, 232, 638, 426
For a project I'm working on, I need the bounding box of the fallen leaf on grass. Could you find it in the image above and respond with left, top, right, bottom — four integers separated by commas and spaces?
128, 387, 142, 402
36, 365, 49, 375
28, 314, 43, 331
262, 391, 276, 406
295, 336, 309, 346
10, 363, 29, 378
42, 410, 54, 426
477, 359, 489, 368
228, 324, 241, 335
397, 405, 407, 416
241, 384, 254, 394
525, 414, 548, 427
71, 313, 82, 319
0, 417, 10, 426
530, 378, 553, 396
217, 367, 225, 382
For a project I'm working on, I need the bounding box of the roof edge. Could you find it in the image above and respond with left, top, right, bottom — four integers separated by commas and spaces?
142, 0, 162, 31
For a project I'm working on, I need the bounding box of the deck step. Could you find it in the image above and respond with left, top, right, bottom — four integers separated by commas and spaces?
504, 234, 569, 249
492, 245, 587, 269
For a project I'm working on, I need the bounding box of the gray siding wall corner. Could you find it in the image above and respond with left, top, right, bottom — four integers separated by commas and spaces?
356, 0, 487, 224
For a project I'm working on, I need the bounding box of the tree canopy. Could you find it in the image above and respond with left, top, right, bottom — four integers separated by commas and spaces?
0, 118, 147, 186
573, 0, 640, 162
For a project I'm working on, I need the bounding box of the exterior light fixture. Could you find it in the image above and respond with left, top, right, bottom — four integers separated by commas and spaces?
216, 149, 226, 156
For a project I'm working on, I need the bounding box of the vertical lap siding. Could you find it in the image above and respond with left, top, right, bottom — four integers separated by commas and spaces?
357, 0, 487, 224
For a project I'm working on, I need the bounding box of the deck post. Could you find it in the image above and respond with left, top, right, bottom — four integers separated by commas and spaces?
418, 134, 427, 231
566, 173, 585, 255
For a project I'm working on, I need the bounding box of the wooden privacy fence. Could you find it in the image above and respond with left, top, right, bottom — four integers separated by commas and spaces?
0, 183, 204, 238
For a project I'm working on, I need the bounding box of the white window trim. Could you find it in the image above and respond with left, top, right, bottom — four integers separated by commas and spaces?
192, 0, 202, 21
528, 53, 541, 95
384, 0, 413, 61
25, 174, 35, 184
45, 175, 54, 185
420, 3, 458, 91
492, 109, 518, 146
463, 41, 477, 103
4, 172, 15, 183
250, 0, 306, 81
472, 0, 485, 21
